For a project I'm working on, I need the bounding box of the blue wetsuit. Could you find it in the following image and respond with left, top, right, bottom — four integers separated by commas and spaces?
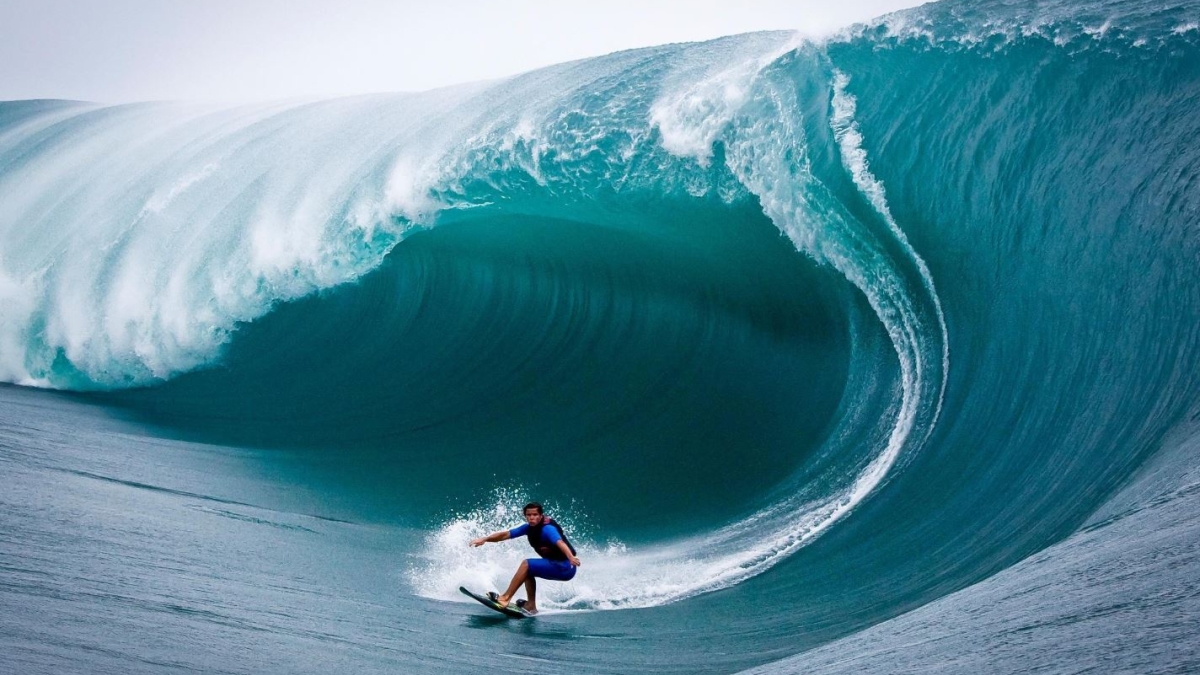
509, 523, 577, 581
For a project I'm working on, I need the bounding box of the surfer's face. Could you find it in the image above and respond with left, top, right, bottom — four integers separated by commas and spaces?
523, 509, 543, 526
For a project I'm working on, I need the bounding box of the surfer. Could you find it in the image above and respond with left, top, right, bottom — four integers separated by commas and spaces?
469, 502, 580, 615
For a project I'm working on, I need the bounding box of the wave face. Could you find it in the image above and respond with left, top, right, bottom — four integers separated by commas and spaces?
2, 0, 1200, 669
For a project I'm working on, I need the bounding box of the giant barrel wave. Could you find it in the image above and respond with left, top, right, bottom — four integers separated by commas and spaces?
1, 0, 1198, 673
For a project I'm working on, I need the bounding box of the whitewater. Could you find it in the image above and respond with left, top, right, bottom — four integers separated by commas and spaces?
2, 0, 1199, 673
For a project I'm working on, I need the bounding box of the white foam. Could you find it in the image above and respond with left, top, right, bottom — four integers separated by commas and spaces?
0, 267, 39, 384
650, 34, 802, 167
140, 163, 220, 217
1083, 19, 1114, 38
831, 70, 949, 440
385, 157, 442, 225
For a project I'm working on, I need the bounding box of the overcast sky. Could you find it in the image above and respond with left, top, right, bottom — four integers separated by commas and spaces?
1, 0, 925, 103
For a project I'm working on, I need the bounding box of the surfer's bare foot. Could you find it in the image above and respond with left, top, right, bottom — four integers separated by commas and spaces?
516, 599, 538, 615
496, 593, 512, 606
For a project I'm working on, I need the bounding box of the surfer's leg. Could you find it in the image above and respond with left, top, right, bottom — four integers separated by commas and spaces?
497, 560, 530, 606
523, 575, 537, 613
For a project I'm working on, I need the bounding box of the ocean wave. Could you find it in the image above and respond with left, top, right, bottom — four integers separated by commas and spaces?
2, 0, 1198, 626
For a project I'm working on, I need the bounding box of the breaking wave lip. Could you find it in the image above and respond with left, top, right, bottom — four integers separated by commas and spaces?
1, 31, 951, 610
841, 0, 1200, 49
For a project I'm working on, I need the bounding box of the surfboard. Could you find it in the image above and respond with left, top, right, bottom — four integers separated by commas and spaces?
459, 586, 533, 619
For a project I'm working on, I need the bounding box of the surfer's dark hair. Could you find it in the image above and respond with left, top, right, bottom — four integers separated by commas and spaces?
523, 502, 543, 515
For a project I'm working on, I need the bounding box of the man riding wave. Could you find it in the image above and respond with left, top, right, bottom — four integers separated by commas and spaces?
470, 502, 580, 615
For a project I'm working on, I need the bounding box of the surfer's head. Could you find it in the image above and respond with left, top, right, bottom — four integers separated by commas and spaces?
523, 502, 544, 526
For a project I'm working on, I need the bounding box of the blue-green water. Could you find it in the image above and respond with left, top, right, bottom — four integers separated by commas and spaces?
2, 0, 1199, 672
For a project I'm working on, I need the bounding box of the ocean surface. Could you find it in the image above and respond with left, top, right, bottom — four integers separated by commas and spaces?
2, 0, 1199, 672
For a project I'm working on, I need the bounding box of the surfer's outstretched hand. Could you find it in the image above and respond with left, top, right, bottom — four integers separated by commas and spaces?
469, 538, 486, 547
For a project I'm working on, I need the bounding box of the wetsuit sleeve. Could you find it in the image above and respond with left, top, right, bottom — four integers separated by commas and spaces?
508, 524, 529, 539
541, 525, 562, 546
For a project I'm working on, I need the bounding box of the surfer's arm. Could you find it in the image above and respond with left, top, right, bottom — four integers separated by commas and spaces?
556, 540, 581, 566
469, 531, 512, 547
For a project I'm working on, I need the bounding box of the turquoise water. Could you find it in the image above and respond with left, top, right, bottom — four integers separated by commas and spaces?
2, 0, 1199, 672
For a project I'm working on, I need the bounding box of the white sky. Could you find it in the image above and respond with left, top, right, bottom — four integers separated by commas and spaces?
1, 0, 925, 103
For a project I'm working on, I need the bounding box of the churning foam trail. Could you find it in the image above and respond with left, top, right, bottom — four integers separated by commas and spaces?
412, 44, 948, 611
831, 69, 950, 437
